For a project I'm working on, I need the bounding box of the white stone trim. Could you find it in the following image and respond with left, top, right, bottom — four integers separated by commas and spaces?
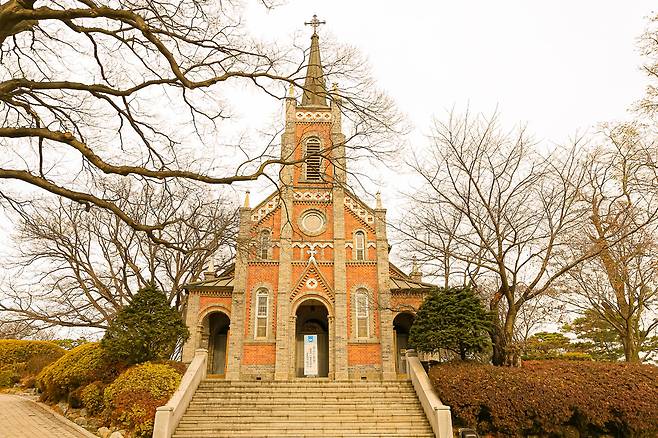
344, 195, 376, 226
293, 190, 332, 202
295, 111, 333, 122
251, 196, 280, 222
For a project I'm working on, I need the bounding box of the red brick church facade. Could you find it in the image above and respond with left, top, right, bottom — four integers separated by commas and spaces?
181, 27, 431, 381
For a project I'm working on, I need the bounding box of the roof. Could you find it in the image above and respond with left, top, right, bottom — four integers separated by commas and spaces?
388, 262, 436, 293
183, 264, 235, 290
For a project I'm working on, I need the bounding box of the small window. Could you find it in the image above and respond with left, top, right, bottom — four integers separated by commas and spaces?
355, 289, 369, 338
305, 137, 322, 181
259, 230, 270, 259
255, 289, 269, 338
355, 231, 365, 260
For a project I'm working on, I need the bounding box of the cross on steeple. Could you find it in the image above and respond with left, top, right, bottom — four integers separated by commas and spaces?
305, 14, 326, 35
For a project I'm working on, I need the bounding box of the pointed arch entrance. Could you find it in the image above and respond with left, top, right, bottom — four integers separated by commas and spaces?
393, 312, 415, 374
294, 299, 330, 378
202, 311, 230, 376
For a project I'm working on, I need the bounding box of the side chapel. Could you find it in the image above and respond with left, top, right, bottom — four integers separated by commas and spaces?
181, 19, 432, 381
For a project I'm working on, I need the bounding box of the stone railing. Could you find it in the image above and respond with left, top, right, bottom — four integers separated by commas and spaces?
152, 348, 208, 438
406, 349, 453, 438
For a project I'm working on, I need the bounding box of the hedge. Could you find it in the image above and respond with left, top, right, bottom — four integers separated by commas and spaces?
429, 360, 658, 437
103, 362, 184, 438
0, 340, 65, 365
36, 342, 115, 401
0, 340, 65, 387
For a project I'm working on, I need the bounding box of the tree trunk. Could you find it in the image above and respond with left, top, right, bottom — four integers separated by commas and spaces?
490, 304, 519, 366
622, 325, 641, 362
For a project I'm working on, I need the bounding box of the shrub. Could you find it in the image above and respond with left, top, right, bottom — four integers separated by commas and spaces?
0, 369, 20, 387
103, 362, 183, 438
80, 381, 105, 415
0, 340, 64, 370
36, 342, 116, 401
102, 284, 189, 365
429, 360, 658, 437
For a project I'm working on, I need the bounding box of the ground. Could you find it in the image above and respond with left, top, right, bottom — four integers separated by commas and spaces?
0, 393, 96, 438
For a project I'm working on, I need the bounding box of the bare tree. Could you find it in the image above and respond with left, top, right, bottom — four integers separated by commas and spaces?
639, 12, 658, 116
563, 123, 658, 362
0, 0, 400, 249
1, 179, 236, 330
399, 111, 598, 366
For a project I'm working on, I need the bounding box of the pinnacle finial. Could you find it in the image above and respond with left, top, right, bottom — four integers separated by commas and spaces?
288, 83, 295, 98
376, 192, 383, 209
243, 190, 250, 208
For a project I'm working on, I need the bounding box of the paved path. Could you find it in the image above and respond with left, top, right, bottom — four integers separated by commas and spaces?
0, 393, 97, 438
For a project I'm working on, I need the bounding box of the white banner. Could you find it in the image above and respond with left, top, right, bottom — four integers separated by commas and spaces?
303, 334, 318, 376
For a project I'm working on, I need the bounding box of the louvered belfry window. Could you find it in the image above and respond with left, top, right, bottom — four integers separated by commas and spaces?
305, 137, 322, 181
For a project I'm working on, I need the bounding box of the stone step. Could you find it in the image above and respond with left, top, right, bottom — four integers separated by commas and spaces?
186, 402, 423, 410
178, 413, 428, 422
198, 381, 413, 387
187, 396, 419, 403
176, 421, 432, 429
191, 388, 416, 394
173, 379, 431, 437
173, 433, 434, 438
174, 427, 434, 434
180, 408, 425, 416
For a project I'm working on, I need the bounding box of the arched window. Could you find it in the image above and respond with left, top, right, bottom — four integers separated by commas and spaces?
259, 229, 270, 259
354, 231, 366, 260
355, 289, 369, 338
255, 288, 269, 338
305, 137, 322, 181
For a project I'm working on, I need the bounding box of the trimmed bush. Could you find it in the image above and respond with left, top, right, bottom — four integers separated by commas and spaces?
429, 360, 658, 437
0, 340, 64, 369
36, 342, 115, 401
80, 381, 105, 415
103, 362, 183, 437
0, 369, 20, 387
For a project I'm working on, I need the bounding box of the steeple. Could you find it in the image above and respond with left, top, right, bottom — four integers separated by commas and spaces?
302, 15, 327, 107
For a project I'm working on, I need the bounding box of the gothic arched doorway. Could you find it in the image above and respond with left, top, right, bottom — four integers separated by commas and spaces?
295, 299, 329, 377
206, 312, 230, 376
393, 312, 415, 374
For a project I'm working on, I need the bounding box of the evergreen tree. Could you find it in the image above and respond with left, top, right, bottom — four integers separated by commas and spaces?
102, 284, 189, 365
409, 287, 492, 360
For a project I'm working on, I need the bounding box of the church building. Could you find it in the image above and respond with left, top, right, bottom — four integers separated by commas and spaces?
181, 21, 432, 381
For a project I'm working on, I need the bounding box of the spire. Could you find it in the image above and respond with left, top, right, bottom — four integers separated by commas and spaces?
243, 190, 250, 208
302, 15, 327, 107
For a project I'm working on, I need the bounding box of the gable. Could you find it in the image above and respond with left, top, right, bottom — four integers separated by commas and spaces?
289, 261, 334, 302
251, 192, 280, 227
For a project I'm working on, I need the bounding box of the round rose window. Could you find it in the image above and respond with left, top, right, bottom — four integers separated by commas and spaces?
301, 210, 325, 234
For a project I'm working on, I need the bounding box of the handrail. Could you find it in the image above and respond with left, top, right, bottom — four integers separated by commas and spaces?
406, 349, 453, 438
152, 348, 208, 438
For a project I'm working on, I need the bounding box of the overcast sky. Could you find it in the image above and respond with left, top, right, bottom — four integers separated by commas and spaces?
1, 1, 656, 338
245, 1, 654, 144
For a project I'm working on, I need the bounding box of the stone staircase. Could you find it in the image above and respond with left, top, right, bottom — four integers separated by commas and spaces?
172, 380, 434, 438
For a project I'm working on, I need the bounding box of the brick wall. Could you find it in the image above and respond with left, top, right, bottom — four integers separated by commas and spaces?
243, 342, 276, 365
